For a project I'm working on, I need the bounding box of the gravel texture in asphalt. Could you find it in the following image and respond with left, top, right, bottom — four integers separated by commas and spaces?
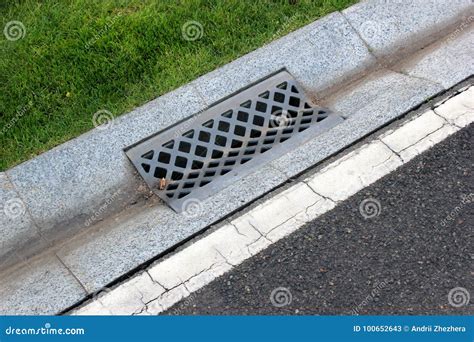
166, 124, 473, 315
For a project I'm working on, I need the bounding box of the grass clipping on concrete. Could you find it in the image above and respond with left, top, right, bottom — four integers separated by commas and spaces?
0, 0, 356, 170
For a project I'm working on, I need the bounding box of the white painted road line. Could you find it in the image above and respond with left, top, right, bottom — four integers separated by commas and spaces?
73, 87, 474, 316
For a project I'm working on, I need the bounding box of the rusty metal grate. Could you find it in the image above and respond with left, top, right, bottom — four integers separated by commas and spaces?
125, 71, 343, 212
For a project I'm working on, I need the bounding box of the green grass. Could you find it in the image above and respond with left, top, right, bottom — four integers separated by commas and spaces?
0, 0, 356, 170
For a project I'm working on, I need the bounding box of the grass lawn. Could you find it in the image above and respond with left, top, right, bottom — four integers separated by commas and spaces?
0, 0, 357, 170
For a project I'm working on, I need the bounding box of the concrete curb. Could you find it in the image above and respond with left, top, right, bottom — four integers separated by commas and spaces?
1, 0, 473, 314
71, 87, 474, 316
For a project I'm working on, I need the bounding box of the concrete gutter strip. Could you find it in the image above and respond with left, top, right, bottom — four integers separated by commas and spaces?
341, 0, 473, 63
0, 173, 51, 267
1, 0, 473, 314
0, 252, 88, 315
71, 87, 474, 316
397, 27, 474, 88
269, 69, 444, 178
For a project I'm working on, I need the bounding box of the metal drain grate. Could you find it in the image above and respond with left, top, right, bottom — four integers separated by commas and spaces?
125, 71, 343, 212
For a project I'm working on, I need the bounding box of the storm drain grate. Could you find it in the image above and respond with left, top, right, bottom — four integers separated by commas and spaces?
125, 71, 344, 212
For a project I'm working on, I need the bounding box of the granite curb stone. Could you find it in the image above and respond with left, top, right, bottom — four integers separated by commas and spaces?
342, 0, 473, 62
397, 26, 474, 88
269, 69, 444, 177
55, 165, 286, 292
1, 0, 473, 315
0, 173, 50, 268
3, 0, 471, 265
0, 253, 87, 315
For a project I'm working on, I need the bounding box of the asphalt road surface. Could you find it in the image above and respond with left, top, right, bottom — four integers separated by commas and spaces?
166, 124, 473, 315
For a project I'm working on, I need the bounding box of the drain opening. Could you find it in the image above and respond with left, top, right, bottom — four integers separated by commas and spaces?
125, 71, 343, 212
